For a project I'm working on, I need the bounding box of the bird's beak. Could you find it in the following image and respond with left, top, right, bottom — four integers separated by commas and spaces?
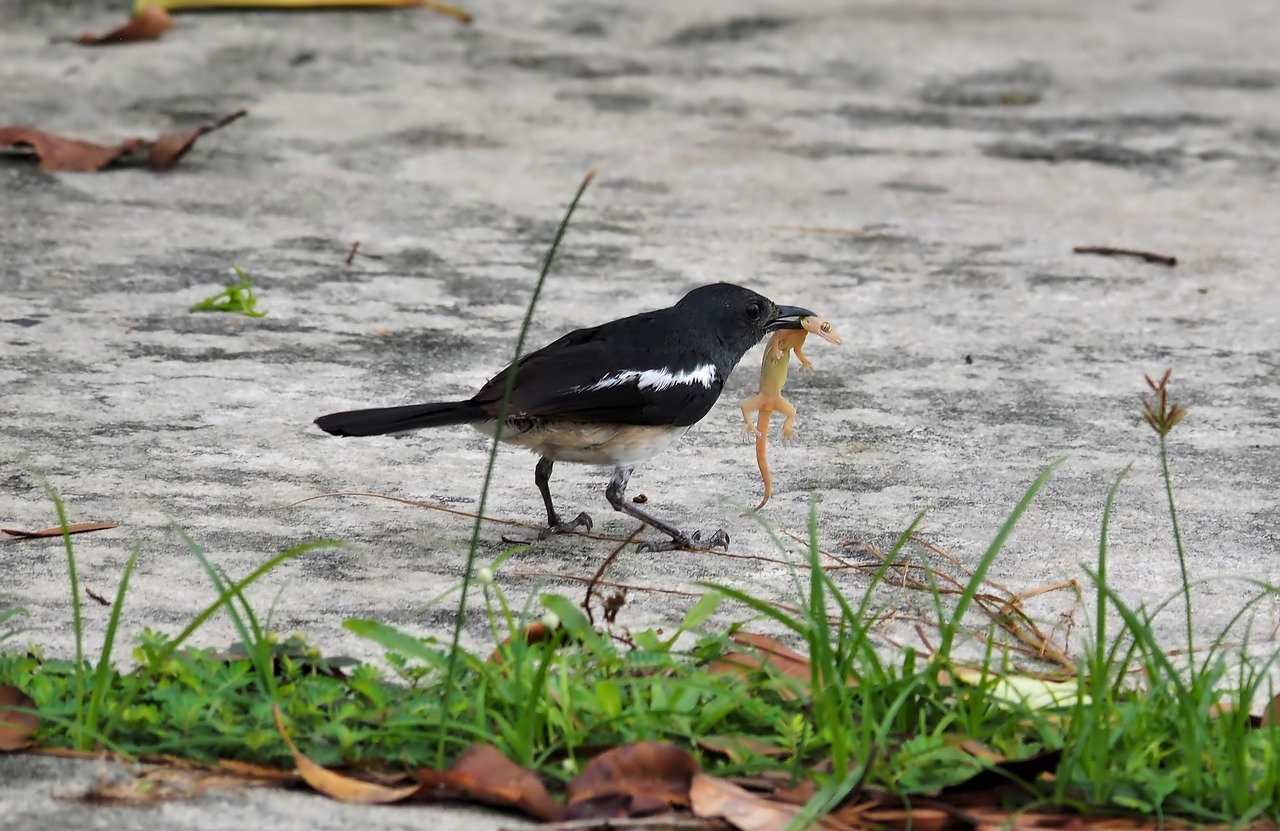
766, 304, 817, 332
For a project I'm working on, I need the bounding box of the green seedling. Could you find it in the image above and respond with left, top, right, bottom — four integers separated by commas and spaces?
190, 265, 266, 317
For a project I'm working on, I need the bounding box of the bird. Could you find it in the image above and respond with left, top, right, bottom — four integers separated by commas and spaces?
314, 282, 815, 551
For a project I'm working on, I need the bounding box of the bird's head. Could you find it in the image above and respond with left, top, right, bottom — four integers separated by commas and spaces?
675, 283, 816, 361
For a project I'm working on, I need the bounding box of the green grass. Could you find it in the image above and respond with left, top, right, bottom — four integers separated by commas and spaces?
4, 427, 1277, 821
4, 177, 1278, 824
189, 264, 267, 317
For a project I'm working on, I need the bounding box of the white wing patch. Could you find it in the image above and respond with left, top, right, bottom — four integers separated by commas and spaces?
582, 363, 718, 393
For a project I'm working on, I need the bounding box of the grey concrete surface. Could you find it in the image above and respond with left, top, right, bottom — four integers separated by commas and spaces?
0, 753, 526, 831
2, 0, 1279, 825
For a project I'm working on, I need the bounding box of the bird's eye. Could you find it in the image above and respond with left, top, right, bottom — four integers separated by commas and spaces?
744, 301, 762, 321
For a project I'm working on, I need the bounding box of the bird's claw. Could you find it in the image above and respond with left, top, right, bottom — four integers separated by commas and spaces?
537, 512, 594, 540
636, 528, 730, 553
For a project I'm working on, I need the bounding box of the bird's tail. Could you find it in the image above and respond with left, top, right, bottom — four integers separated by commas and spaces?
314, 400, 487, 437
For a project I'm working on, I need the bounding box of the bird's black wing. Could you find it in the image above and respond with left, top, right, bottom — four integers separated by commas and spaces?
471, 320, 724, 427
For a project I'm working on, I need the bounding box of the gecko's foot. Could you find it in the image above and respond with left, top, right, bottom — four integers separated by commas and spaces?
537, 512, 594, 540
636, 528, 730, 553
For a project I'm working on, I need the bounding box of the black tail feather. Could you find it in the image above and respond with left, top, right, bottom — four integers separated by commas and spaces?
314, 400, 487, 437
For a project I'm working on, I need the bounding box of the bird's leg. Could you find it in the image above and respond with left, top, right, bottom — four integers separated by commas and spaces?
604, 467, 730, 552
535, 457, 592, 539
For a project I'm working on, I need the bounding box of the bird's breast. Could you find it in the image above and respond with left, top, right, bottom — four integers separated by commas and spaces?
472, 421, 691, 466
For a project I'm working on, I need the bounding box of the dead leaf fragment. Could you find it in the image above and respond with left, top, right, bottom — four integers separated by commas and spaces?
840, 804, 951, 831
145, 0, 472, 24
2, 521, 119, 538
0, 129, 137, 173
707, 633, 815, 699
148, 110, 247, 171
77, 5, 174, 45
415, 743, 563, 821
78, 765, 280, 804
273, 705, 419, 804
566, 742, 700, 819
0, 112, 244, 174
1259, 693, 1280, 728
690, 773, 806, 831
488, 621, 560, 664
696, 736, 791, 763
0, 686, 38, 752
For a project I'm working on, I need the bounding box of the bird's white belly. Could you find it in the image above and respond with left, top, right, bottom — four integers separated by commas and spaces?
472, 422, 690, 466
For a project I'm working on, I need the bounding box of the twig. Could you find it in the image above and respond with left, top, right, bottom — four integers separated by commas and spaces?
278, 490, 636, 544
344, 241, 360, 264
1073, 245, 1177, 267
582, 524, 645, 625
772, 224, 897, 238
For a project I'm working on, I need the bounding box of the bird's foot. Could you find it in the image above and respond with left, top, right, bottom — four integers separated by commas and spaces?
636, 528, 730, 553
537, 512, 594, 540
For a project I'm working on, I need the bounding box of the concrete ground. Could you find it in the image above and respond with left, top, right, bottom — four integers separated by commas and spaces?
2, 0, 1278, 827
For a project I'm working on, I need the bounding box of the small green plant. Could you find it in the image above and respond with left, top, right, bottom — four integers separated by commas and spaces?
190, 264, 266, 317
0, 602, 26, 645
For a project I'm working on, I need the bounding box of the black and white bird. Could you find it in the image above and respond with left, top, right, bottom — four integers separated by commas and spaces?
314, 283, 815, 551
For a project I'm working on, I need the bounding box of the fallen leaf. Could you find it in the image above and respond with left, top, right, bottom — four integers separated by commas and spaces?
690, 773, 807, 831
148, 110, 247, 171
0, 686, 38, 752
942, 734, 1005, 763
843, 804, 951, 831
488, 621, 560, 664
147, 0, 472, 25
566, 742, 700, 819
78, 765, 280, 804
0, 128, 140, 172
415, 743, 563, 821
707, 633, 814, 699
273, 705, 420, 804
1259, 693, 1280, 728
696, 736, 792, 763
768, 780, 817, 806
2, 521, 119, 538
77, 5, 174, 45
0, 112, 244, 174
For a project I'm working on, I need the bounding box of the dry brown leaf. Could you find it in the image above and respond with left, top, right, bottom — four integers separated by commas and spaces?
707, 633, 816, 699
0, 129, 139, 172
488, 622, 559, 664
2, 521, 119, 538
696, 736, 791, 763
847, 805, 951, 831
690, 773, 807, 831
272, 705, 419, 804
414, 743, 563, 821
565, 742, 700, 819
0, 111, 244, 174
942, 734, 1005, 763
0, 686, 37, 752
78, 766, 279, 804
730, 632, 810, 671
767, 780, 816, 806
148, 110, 247, 171
77, 5, 174, 45
143, 0, 471, 25
1259, 693, 1280, 728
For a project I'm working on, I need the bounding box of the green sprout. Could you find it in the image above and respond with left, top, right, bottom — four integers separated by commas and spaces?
190, 265, 267, 318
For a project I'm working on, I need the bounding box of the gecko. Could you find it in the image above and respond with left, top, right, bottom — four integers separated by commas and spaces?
739, 316, 843, 510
